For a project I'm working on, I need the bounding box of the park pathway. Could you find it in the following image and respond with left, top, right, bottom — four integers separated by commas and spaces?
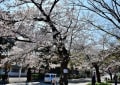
1, 77, 120, 85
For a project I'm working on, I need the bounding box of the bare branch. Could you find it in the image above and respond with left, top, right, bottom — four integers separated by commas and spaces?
73, 1, 120, 29
89, 0, 119, 24
8, 0, 32, 8
113, 0, 120, 6
99, 0, 120, 23
49, 0, 59, 16
113, 0, 120, 21
33, 17, 47, 22
0, 17, 22, 25
0, 0, 5, 3
12, 30, 30, 38
88, 20, 120, 39
31, 0, 48, 17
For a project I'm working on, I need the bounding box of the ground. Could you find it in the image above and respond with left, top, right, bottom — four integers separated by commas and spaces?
1, 77, 120, 85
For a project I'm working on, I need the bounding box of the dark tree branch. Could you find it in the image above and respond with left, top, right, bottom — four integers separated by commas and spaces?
75, 4, 108, 20
0, 18, 21, 25
0, 0, 4, 3
96, 0, 120, 23
113, 0, 120, 6
12, 30, 30, 38
64, 20, 73, 34
31, 0, 48, 17
19, 0, 32, 3
90, 0, 120, 27
89, 20, 120, 39
49, 0, 59, 16
89, 0, 116, 20
33, 17, 47, 22
8, 0, 32, 8
31, 0, 59, 42
113, 0, 120, 21
30, 0, 70, 84
74, 1, 120, 30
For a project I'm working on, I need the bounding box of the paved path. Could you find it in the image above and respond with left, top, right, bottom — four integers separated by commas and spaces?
6, 82, 89, 85
3, 81, 120, 85
9, 77, 27, 83
6, 82, 40, 85
1, 77, 120, 85
69, 82, 89, 85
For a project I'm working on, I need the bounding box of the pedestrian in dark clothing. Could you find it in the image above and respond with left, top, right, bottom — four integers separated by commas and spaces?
114, 73, 118, 85
92, 72, 96, 85
27, 68, 32, 82
64, 79, 68, 85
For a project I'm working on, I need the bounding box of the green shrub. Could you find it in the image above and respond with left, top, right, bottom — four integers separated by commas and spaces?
107, 80, 120, 83
32, 73, 39, 80
32, 73, 45, 80
87, 82, 112, 85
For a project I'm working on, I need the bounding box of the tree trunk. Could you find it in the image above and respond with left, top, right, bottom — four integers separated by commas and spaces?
57, 46, 69, 85
4, 63, 9, 84
59, 57, 69, 85
30, 0, 70, 84
93, 63, 101, 83
48, 19, 70, 85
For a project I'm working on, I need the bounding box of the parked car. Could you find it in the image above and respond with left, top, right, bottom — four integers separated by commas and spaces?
44, 73, 60, 83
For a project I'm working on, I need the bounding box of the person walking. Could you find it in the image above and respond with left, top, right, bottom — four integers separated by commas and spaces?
27, 68, 32, 82
114, 73, 118, 85
92, 72, 96, 85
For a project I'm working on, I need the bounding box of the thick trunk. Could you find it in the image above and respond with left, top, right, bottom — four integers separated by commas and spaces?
31, 0, 70, 83
57, 46, 69, 85
47, 20, 70, 85
3, 63, 9, 84
4, 67, 9, 83
93, 63, 101, 83
59, 58, 69, 85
